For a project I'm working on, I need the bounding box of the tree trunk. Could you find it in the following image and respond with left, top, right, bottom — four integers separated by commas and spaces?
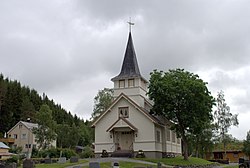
223, 141, 227, 159
195, 139, 199, 157
183, 139, 189, 160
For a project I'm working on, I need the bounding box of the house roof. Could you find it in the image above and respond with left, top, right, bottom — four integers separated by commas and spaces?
106, 117, 138, 132
7, 121, 38, 134
21, 121, 38, 129
0, 142, 9, 149
111, 32, 144, 81
91, 93, 164, 127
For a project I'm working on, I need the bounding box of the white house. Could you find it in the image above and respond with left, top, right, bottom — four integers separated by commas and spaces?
7, 121, 56, 157
92, 30, 182, 158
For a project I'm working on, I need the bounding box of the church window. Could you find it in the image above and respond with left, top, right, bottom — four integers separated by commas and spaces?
119, 107, 129, 118
166, 128, 171, 141
128, 79, 134, 87
177, 138, 180, 144
172, 132, 176, 143
156, 130, 161, 142
119, 80, 125, 88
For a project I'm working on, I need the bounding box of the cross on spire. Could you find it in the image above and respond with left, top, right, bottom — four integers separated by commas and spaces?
127, 17, 135, 32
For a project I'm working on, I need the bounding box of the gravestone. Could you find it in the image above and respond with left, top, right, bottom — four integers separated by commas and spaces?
157, 162, 162, 168
89, 162, 100, 168
70, 156, 78, 163
58, 157, 66, 163
5, 163, 17, 168
44, 157, 52, 164
23, 159, 35, 168
112, 161, 119, 168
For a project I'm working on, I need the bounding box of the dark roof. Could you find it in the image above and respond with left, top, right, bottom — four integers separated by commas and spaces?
111, 32, 142, 81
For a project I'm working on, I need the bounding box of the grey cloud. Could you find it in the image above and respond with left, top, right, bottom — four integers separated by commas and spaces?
1, 0, 250, 139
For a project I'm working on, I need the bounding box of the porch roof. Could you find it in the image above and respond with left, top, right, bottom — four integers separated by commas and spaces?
106, 117, 138, 132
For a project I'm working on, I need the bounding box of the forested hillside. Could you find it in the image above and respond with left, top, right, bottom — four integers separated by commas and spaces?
0, 74, 93, 147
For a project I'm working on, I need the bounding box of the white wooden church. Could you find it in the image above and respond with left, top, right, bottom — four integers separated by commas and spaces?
92, 29, 182, 158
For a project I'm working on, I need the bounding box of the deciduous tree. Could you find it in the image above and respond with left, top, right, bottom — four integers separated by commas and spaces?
148, 69, 214, 160
214, 91, 238, 157
243, 130, 250, 157
92, 88, 113, 119
33, 104, 57, 150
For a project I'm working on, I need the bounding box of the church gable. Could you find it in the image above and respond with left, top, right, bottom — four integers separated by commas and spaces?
92, 93, 158, 128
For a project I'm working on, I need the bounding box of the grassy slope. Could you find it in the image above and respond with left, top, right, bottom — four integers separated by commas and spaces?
138, 156, 214, 166
32, 160, 88, 168
82, 161, 157, 168
19, 157, 221, 168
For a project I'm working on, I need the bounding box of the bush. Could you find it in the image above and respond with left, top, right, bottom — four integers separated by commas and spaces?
36, 148, 78, 159
61, 148, 78, 159
38, 147, 61, 158
6, 156, 18, 163
31, 147, 39, 158
79, 146, 94, 158
9, 146, 22, 154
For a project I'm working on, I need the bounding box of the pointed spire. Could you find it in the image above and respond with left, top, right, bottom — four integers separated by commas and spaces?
111, 32, 142, 81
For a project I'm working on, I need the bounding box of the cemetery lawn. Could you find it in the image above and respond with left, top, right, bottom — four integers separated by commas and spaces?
137, 156, 215, 167
34, 159, 88, 168
81, 161, 157, 168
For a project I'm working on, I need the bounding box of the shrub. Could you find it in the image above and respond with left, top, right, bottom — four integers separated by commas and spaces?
36, 148, 78, 159
61, 148, 78, 159
6, 156, 18, 163
37, 147, 60, 158
79, 146, 94, 158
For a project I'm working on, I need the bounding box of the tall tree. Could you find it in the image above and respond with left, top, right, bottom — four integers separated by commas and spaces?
214, 91, 238, 158
148, 69, 214, 160
193, 123, 215, 158
243, 130, 250, 157
20, 96, 36, 122
33, 104, 57, 150
92, 88, 113, 119
56, 123, 71, 148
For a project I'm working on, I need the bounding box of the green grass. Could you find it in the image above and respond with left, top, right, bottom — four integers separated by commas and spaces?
223, 165, 238, 168
137, 156, 214, 166
33, 160, 88, 168
82, 161, 157, 168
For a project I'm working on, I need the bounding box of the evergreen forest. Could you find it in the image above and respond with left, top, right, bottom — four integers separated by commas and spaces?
0, 74, 93, 148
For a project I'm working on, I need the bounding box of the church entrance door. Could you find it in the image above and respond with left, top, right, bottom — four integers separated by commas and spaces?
120, 131, 133, 150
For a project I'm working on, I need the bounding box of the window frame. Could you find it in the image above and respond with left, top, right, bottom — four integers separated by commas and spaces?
21, 133, 27, 139
172, 132, 176, 143
166, 128, 171, 141
119, 80, 125, 88
118, 107, 129, 118
156, 130, 161, 142
128, 79, 134, 87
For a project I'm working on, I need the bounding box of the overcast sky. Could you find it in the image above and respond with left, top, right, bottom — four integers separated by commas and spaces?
1, 0, 249, 140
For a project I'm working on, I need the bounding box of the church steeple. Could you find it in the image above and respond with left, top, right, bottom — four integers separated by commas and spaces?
111, 32, 141, 81
111, 24, 148, 106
